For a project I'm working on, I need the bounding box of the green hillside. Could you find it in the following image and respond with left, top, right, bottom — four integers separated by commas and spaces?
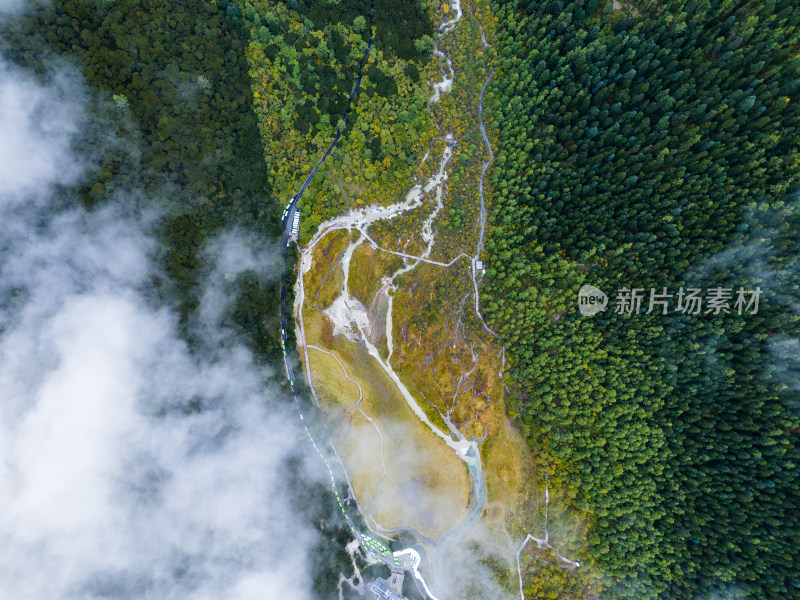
484, 1, 800, 597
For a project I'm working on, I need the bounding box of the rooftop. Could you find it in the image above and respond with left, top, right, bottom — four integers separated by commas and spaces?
369, 578, 406, 600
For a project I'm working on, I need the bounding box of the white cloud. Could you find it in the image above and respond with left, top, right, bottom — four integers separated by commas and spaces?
0, 56, 321, 599
0, 60, 84, 205
0, 0, 27, 17
197, 227, 282, 344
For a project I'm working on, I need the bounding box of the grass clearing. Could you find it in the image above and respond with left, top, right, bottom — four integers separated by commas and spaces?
301, 283, 471, 539
293, 0, 536, 547
306, 346, 384, 505
481, 396, 536, 522
347, 242, 404, 307
305, 229, 350, 309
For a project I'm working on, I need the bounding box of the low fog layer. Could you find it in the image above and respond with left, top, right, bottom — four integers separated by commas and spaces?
0, 0, 24, 16
0, 56, 320, 599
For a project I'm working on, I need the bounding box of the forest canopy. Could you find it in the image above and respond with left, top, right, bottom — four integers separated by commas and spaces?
242, 0, 437, 233
4, 0, 799, 598
484, 0, 800, 598
1, 0, 281, 357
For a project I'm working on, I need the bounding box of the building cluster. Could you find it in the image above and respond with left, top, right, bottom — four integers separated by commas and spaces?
369, 576, 406, 600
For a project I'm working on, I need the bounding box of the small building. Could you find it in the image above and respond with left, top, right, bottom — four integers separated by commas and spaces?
291, 212, 300, 237
369, 578, 405, 600
475, 260, 484, 274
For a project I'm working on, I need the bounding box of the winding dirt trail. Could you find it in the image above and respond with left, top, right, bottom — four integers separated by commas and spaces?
515, 478, 581, 600
475, 64, 496, 265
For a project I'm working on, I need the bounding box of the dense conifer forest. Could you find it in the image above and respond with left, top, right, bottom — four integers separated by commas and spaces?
484, 0, 800, 598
